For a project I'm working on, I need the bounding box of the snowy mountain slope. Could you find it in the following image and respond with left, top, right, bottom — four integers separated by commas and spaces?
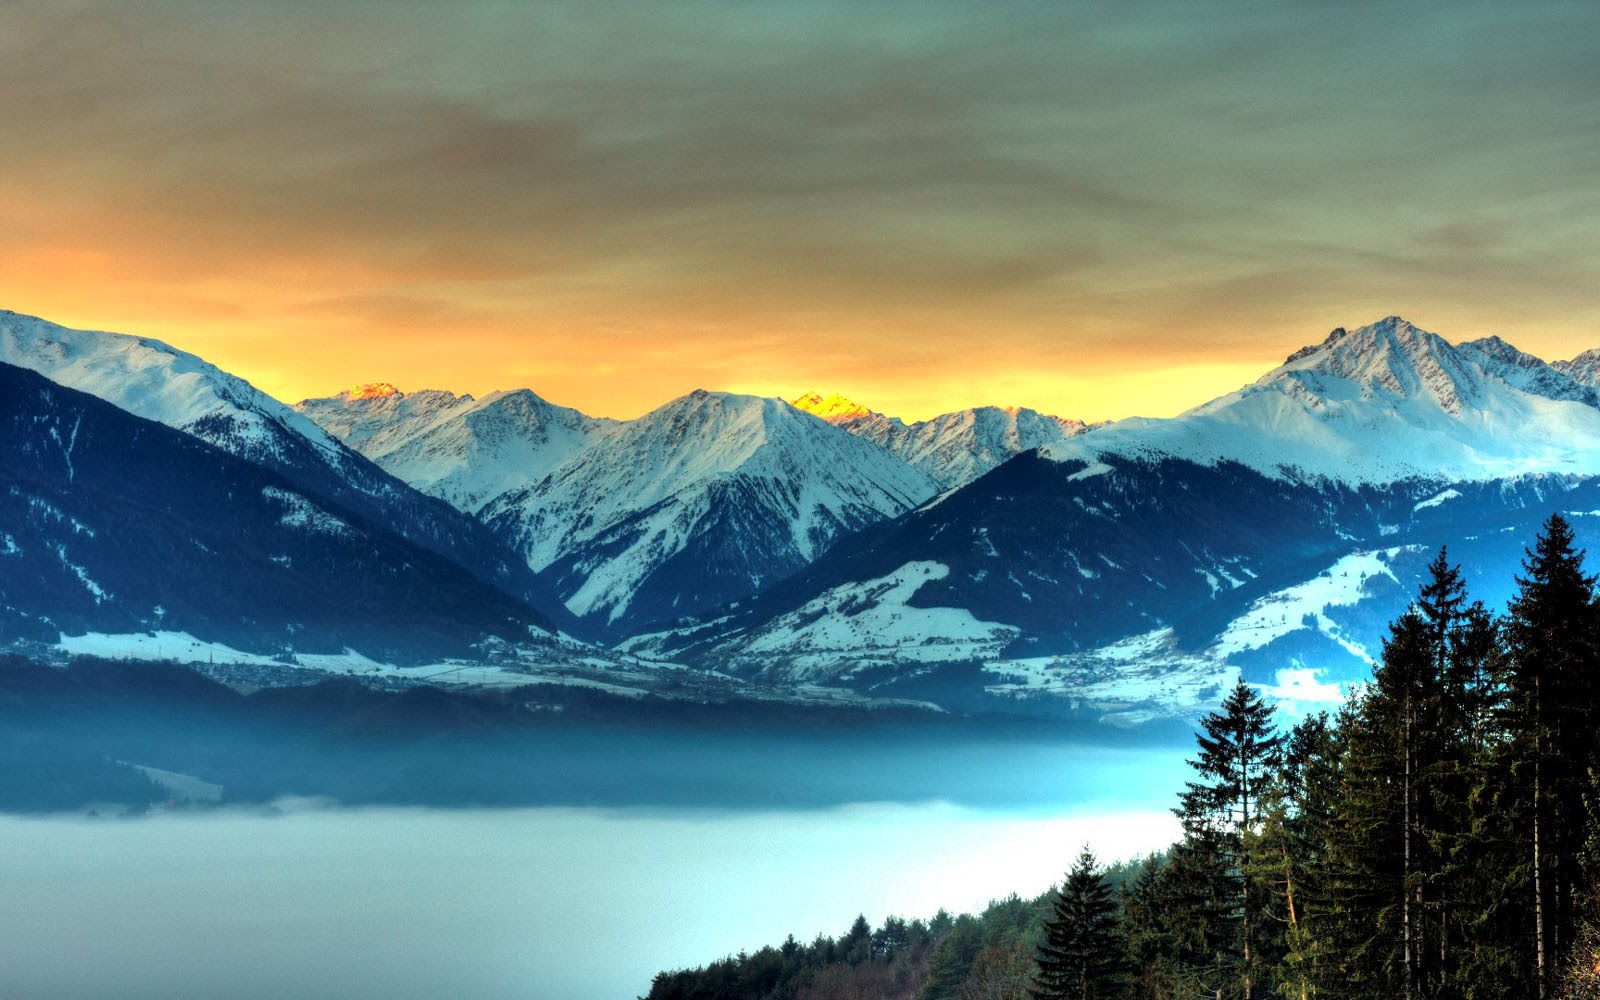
693, 560, 1023, 682
297, 384, 614, 513
637, 453, 1396, 668
628, 317, 1600, 719
0, 310, 571, 626
0, 310, 356, 468
1554, 348, 1600, 389
636, 450, 1600, 719
792, 392, 1091, 491
479, 390, 940, 635
296, 383, 476, 457
0, 362, 557, 659
1044, 317, 1600, 485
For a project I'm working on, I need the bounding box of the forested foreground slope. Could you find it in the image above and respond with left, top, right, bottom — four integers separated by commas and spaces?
648, 515, 1600, 1000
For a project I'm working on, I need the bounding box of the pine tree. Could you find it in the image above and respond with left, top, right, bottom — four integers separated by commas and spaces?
1310, 551, 1520, 1000
1323, 651, 1410, 999
1176, 679, 1283, 999
1031, 847, 1124, 1000
1262, 712, 1340, 1000
1120, 856, 1184, 1000
1504, 514, 1600, 998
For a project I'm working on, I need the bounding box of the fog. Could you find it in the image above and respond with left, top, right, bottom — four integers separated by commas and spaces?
0, 761, 1184, 998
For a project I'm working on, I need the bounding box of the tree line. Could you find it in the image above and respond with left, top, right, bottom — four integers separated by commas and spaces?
1074, 513, 1600, 1000
646, 514, 1600, 999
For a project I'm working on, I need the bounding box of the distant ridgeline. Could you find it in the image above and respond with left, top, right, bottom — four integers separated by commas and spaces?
645, 514, 1600, 1000
21, 308, 1600, 725
0, 648, 1128, 815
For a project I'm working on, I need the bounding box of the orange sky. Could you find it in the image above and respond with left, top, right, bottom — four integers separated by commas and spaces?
4, 2, 1598, 422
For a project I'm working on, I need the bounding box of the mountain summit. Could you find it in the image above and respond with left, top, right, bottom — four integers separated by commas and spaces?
792, 392, 1090, 490
1047, 316, 1600, 484
480, 390, 938, 633
0, 310, 570, 623
791, 392, 881, 422
297, 385, 611, 513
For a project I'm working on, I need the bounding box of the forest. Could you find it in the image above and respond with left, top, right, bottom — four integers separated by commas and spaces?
645, 513, 1600, 1000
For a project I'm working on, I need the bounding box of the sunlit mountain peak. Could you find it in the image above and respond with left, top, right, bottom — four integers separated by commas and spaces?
346, 382, 400, 400
790, 391, 879, 421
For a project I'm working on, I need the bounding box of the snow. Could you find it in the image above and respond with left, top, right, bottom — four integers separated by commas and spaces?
57, 546, 110, 603
790, 392, 883, 422
734, 561, 1020, 679
1042, 316, 1600, 487
296, 386, 614, 513
1414, 488, 1462, 512
260, 486, 353, 537
1208, 549, 1404, 662
50, 632, 588, 691
979, 549, 1410, 722
1252, 667, 1349, 719
983, 629, 1237, 725
983, 625, 1353, 724
0, 310, 347, 467
794, 391, 1090, 491
1067, 461, 1113, 481
481, 390, 939, 622
57, 631, 285, 666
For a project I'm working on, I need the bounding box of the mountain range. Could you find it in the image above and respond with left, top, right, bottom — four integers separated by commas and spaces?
0, 360, 557, 661
7, 308, 1600, 722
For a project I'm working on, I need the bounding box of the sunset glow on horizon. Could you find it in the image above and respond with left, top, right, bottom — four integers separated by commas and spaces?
5, 2, 1598, 423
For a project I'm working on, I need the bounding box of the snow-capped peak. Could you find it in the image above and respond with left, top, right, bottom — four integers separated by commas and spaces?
344, 382, 401, 400
0, 309, 346, 466
791, 390, 1090, 490
1554, 348, 1600, 390
297, 384, 611, 513
1259, 315, 1480, 416
791, 391, 882, 422
1046, 316, 1600, 486
478, 388, 939, 629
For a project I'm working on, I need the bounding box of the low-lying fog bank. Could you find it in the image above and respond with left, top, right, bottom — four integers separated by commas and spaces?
0, 802, 1182, 1000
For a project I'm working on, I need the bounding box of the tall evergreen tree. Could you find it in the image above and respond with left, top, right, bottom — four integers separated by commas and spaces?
1261, 712, 1340, 1000
1504, 514, 1600, 998
1120, 856, 1185, 1000
1176, 679, 1282, 999
1315, 552, 1520, 1000
1322, 627, 1415, 1000
1031, 847, 1124, 1000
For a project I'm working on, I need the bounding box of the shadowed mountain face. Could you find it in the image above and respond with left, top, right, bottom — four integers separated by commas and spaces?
0, 310, 576, 633
0, 362, 555, 661
623, 449, 1599, 731
477, 389, 939, 636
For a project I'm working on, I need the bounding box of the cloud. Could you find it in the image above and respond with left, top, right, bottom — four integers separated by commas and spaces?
3, 1, 1599, 415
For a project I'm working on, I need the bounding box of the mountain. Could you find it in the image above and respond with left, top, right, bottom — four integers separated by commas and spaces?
1553, 348, 1600, 389
296, 384, 614, 513
629, 318, 1600, 721
479, 390, 940, 636
1045, 317, 1600, 485
0, 310, 573, 628
792, 392, 1091, 491
18, 304, 1600, 724
0, 362, 557, 660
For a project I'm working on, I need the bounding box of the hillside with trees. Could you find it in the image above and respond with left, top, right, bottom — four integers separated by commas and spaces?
645, 514, 1600, 999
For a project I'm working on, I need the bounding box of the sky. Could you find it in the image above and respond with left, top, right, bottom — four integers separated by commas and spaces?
3, 1, 1599, 422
